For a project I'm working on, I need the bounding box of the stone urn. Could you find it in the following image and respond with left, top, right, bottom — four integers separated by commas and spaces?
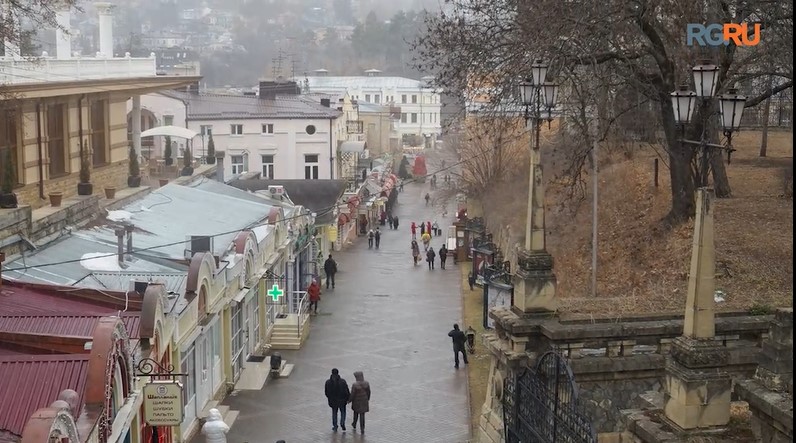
104, 187, 116, 199
48, 191, 63, 207
159, 178, 169, 187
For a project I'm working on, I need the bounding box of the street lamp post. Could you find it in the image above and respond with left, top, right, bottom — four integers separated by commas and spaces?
669, 61, 747, 341
519, 60, 558, 252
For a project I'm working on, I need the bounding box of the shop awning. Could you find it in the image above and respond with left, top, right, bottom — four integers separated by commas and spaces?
338, 213, 350, 226
340, 141, 367, 152
140, 125, 198, 140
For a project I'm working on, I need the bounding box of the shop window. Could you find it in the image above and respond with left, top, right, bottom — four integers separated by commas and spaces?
47, 104, 67, 177
91, 100, 107, 166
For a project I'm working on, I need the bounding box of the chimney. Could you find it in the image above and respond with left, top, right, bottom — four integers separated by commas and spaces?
55, 7, 72, 59
115, 228, 125, 263
125, 225, 134, 256
215, 150, 226, 182
95, 2, 114, 58
320, 98, 331, 108
258, 80, 301, 100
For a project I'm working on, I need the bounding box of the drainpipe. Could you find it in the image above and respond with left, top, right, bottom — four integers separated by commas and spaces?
36, 102, 45, 200
329, 118, 334, 179
115, 228, 125, 263
78, 95, 85, 166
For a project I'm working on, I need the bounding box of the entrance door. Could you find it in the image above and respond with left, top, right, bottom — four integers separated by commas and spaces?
242, 300, 251, 359
247, 295, 260, 356
195, 333, 211, 411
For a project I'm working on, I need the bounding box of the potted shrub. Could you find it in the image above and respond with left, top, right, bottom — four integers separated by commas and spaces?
127, 146, 142, 187
104, 186, 116, 199
206, 134, 216, 164
48, 191, 63, 207
0, 149, 18, 209
77, 146, 93, 196
181, 146, 194, 176
164, 135, 174, 166
159, 178, 169, 187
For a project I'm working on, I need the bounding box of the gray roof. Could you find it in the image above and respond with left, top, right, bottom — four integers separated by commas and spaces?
3, 234, 187, 287
79, 271, 188, 295
160, 90, 342, 120
227, 179, 346, 224
306, 76, 431, 90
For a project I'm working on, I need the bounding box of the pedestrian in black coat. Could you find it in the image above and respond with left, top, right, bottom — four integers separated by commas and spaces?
448, 324, 469, 368
439, 245, 448, 269
426, 247, 436, 270
325, 368, 351, 432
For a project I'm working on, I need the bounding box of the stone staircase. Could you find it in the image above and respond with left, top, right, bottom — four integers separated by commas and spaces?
199, 401, 239, 429
269, 314, 310, 350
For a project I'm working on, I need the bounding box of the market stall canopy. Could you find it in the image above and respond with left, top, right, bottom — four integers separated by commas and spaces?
140, 125, 198, 140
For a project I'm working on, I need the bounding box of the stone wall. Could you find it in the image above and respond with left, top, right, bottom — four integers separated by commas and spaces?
14, 160, 128, 209
576, 374, 663, 432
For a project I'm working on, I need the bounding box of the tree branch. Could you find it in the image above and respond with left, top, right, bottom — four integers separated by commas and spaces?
745, 80, 794, 108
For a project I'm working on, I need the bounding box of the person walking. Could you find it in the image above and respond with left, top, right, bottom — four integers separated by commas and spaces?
393, 216, 400, 230
323, 254, 337, 289
349, 371, 371, 434
374, 228, 381, 249
420, 222, 426, 236
424, 192, 430, 206
367, 229, 374, 249
432, 221, 440, 236
421, 232, 431, 251
325, 368, 350, 432
410, 222, 417, 240
448, 324, 469, 369
426, 221, 432, 237
426, 247, 436, 270
388, 215, 394, 230
439, 244, 448, 269
307, 279, 321, 315
411, 240, 421, 266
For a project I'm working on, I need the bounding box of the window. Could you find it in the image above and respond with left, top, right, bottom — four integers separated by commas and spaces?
401, 94, 407, 104
364, 94, 371, 102
374, 95, 380, 103
200, 125, 213, 136
47, 104, 67, 177
261, 154, 274, 178
411, 113, 418, 123
0, 109, 19, 188
304, 154, 319, 179
91, 100, 107, 166
231, 124, 243, 135
180, 345, 196, 413
401, 113, 407, 123
230, 303, 244, 379
305, 125, 316, 135
261, 123, 274, 134
230, 154, 246, 174
411, 95, 418, 104
163, 115, 174, 126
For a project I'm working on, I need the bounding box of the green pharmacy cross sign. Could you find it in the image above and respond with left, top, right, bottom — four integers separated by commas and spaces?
267, 284, 284, 302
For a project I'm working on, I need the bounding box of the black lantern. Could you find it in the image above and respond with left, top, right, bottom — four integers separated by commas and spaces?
519, 78, 535, 107
692, 61, 720, 98
718, 88, 747, 134
670, 84, 697, 125
531, 59, 549, 87
542, 81, 559, 109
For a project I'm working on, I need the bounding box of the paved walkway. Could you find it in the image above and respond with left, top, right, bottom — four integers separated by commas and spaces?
222, 182, 471, 443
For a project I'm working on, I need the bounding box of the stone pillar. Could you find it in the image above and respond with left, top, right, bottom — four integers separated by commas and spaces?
525, 148, 546, 251
95, 2, 114, 58
663, 188, 731, 431
55, 7, 72, 60
131, 95, 141, 158
755, 308, 793, 393
215, 151, 226, 183
684, 188, 716, 339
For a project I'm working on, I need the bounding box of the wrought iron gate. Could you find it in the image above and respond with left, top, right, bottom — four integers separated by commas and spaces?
503, 351, 597, 443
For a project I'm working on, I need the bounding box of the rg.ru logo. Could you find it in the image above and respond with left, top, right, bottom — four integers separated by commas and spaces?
686, 23, 761, 47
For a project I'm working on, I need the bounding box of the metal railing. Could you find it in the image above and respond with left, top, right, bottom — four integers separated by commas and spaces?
293, 291, 310, 338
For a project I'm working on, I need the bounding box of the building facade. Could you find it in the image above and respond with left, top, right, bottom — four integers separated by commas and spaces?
0, 4, 198, 210
128, 81, 345, 181
304, 71, 443, 147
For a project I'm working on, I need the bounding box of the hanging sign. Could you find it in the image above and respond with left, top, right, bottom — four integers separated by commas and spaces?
327, 226, 338, 242
143, 381, 184, 426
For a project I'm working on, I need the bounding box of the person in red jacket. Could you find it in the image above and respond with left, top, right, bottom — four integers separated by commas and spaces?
410, 222, 417, 240
308, 279, 321, 315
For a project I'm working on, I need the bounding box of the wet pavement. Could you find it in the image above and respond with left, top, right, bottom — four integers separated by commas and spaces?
222, 181, 471, 443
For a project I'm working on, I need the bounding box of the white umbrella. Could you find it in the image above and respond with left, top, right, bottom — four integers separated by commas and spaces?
140, 125, 198, 140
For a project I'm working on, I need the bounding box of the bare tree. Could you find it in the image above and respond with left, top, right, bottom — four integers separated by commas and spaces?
1, 0, 78, 54
414, 0, 793, 224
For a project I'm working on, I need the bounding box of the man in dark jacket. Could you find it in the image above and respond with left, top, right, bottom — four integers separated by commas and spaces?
325, 368, 350, 432
439, 244, 448, 269
323, 254, 337, 289
448, 324, 469, 369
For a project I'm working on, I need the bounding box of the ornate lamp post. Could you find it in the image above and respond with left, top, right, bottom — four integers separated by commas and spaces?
519, 60, 558, 252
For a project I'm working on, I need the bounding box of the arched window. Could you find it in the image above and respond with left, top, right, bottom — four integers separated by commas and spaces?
198, 285, 208, 319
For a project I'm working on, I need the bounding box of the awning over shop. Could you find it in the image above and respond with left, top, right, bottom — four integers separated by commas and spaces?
141, 125, 198, 140
340, 141, 367, 152
338, 213, 350, 226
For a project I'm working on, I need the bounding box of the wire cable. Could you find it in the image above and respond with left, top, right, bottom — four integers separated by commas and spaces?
2, 147, 490, 274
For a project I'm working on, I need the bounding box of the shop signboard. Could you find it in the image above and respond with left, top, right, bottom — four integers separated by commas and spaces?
143, 381, 184, 426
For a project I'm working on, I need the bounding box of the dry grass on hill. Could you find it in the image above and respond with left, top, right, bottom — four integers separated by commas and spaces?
478, 130, 793, 316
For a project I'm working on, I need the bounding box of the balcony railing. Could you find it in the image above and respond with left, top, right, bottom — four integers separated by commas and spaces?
0, 53, 158, 85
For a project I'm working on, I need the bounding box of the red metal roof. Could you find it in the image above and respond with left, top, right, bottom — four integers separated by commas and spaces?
0, 314, 141, 339
0, 286, 118, 316
0, 355, 89, 438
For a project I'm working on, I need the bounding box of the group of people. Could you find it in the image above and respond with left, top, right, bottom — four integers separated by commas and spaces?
366, 228, 382, 249
411, 241, 449, 270
428, 174, 453, 190
324, 369, 371, 434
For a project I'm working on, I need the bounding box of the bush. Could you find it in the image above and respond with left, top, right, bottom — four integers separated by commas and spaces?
79, 145, 90, 183
183, 146, 192, 167
1, 149, 15, 193
206, 134, 216, 164
164, 135, 173, 165
129, 146, 140, 176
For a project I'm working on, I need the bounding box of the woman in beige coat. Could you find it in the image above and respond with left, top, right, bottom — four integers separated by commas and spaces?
349, 371, 371, 434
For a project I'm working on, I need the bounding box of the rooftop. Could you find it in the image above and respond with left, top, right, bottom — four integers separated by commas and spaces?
0, 54, 159, 86
160, 90, 342, 120
227, 179, 346, 224
0, 283, 128, 316
305, 76, 437, 91
0, 355, 89, 439
0, 314, 141, 339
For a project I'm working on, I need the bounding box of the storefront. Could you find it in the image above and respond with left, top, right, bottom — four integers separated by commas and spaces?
229, 302, 245, 381
179, 315, 222, 434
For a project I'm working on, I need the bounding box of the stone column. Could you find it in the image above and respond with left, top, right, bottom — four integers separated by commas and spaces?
131, 95, 142, 158
55, 7, 72, 60
663, 187, 731, 430
95, 2, 114, 58
525, 148, 546, 252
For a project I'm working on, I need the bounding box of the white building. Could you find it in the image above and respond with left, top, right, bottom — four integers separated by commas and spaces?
129, 80, 346, 180
304, 70, 442, 147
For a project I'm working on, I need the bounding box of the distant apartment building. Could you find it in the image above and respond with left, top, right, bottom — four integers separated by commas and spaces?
304, 70, 442, 147
130, 80, 346, 181
156, 48, 201, 76
140, 31, 187, 49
